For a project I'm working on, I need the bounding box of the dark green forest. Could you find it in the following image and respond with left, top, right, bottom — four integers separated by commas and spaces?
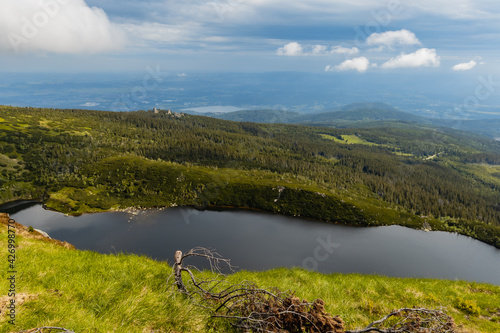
1, 105, 499, 247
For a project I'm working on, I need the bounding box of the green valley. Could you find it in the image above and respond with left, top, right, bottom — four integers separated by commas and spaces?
0, 105, 500, 248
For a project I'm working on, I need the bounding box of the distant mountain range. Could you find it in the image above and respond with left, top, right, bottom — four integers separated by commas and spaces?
187, 102, 500, 139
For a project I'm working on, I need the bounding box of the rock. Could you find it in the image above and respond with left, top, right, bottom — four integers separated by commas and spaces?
34, 228, 51, 239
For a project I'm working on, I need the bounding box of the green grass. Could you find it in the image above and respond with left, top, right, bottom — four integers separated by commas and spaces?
320, 133, 379, 146
0, 154, 20, 170
1, 222, 499, 333
319, 134, 414, 157
461, 163, 500, 188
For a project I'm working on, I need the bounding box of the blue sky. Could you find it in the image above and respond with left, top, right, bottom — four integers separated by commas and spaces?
1, 0, 499, 75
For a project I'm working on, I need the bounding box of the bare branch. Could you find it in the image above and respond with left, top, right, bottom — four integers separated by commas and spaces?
171, 247, 236, 296
169, 248, 345, 333
15, 327, 75, 333
345, 307, 456, 333
170, 248, 456, 333
180, 247, 236, 274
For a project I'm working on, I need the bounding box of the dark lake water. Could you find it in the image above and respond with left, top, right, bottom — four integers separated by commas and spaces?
3, 202, 500, 285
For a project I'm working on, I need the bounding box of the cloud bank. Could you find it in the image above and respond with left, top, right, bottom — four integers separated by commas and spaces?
325, 30, 442, 74
277, 42, 359, 56
0, 0, 125, 54
140, 0, 500, 26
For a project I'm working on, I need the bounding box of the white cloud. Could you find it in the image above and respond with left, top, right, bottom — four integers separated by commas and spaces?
277, 43, 359, 56
330, 46, 359, 56
81, 102, 99, 107
94, 1, 500, 52
121, 22, 193, 44
381, 48, 440, 69
326, 57, 370, 73
0, 0, 125, 54
366, 29, 421, 48
189, 0, 500, 24
452, 60, 477, 71
408, 0, 499, 20
276, 42, 303, 56
312, 44, 327, 54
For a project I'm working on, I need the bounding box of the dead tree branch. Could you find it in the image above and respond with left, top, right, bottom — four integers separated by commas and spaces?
171, 247, 235, 296
345, 307, 456, 333
169, 248, 344, 333
16, 327, 75, 333
170, 248, 456, 333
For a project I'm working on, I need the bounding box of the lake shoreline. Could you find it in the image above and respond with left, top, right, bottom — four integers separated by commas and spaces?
6, 202, 500, 285
2, 196, 500, 250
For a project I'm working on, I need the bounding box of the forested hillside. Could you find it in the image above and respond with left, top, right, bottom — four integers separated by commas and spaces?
1, 105, 499, 247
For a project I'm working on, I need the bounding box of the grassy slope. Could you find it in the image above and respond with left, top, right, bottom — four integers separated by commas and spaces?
1, 217, 499, 333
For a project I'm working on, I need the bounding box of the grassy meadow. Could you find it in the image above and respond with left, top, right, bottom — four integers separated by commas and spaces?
1, 216, 499, 333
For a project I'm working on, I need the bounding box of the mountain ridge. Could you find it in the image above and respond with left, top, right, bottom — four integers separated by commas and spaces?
194, 102, 500, 139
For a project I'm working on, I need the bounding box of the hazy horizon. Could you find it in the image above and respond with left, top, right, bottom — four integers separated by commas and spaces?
1, 1, 500, 120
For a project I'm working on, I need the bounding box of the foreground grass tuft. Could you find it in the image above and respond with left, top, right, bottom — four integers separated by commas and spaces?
0, 221, 499, 333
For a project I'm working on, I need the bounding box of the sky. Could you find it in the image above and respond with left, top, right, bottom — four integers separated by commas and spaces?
0, 0, 499, 75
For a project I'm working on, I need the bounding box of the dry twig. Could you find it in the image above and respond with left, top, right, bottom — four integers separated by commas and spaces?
345, 307, 456, 333
15, 327, 75, 333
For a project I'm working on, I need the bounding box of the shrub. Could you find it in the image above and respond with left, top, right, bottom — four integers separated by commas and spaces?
455, 297, 481, 316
